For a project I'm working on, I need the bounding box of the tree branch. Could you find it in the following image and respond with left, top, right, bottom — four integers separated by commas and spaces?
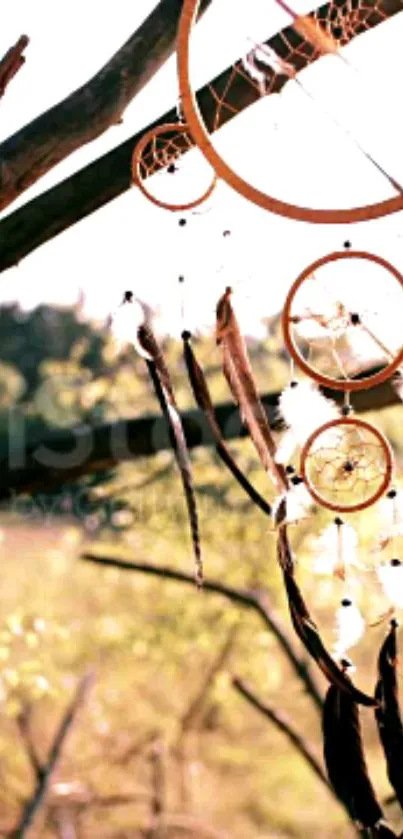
10, 671, 95, 839
232, 677, 362, 836
0, 371, 398, 500
232, 677, 329, 788
81, 553, 324, 712
0, 36, 29, 100
0, 0, 400, 273
0, 1, 211, 213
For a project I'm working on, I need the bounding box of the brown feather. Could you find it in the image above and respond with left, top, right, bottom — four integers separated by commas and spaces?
138, 324, 203, 587
323, 682, 387, 829
182, 332, 272, 517
283, 569, 376, 707
215, 288, 287, 493
375, 622, 403, 809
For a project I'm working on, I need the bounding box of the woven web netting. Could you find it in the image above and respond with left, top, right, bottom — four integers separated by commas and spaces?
180, 0, 403, 213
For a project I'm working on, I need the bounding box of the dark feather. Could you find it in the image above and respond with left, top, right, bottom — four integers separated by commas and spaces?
182, 332, 272, 517
137, 324, 203, 587
323, 682, 385, 829
375, 622, 403, 808
283, 569, 376, 706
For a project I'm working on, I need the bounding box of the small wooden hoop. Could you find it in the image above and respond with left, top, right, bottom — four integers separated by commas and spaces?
177, 0, 403, 223
131, 122, 217, 211
281, 250, 403, 391
300, 416, 393, 513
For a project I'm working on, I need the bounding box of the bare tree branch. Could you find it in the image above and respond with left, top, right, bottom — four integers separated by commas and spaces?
0, 369, 398, 500
232, 677, 362, 836
10, 671, 95, 839
0, 0, 400, 273
233, 677, 329, 788
0, 1, 211, 213
0, 36, 29, 100
81, 553, 324, 712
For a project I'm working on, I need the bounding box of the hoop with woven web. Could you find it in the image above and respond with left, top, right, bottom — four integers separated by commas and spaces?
177, 0, 403, 222
281, 250, 403, 391
132, 122, 216, 211
300, 416, 393, 512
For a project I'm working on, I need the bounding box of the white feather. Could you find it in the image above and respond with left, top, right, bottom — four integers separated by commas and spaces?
377, 559, 403, 609
274, 428, 298, 464
378, 490, 403, 528
272, 479, 312, 526
313, 521, 360, 576
275, 381, 339, 463
333, 598, 365, 659
110, 294, 151, 359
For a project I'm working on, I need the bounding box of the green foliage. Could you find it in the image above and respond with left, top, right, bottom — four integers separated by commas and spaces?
0, 304, 402, 837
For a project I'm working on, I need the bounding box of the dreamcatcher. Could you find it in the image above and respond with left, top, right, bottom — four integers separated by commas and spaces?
117, 2, 403, 829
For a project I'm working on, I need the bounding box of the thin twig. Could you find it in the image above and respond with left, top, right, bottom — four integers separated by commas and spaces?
0, 36, 28, 99
81, 553, 324, 712
232, 677, 364, 837
10, 671, 95, 839
233, 677, 329, 787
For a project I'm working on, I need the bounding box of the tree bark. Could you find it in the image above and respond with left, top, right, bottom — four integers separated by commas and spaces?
0, 0, 400, 273
0, 0, 211, 212
0, 36, 29, 100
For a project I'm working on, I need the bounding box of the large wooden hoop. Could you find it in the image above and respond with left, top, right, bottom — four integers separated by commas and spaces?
177, 0, 403, 223
300, 416, 393, 512
281, 250, 403, 391
132, 122, 217, 211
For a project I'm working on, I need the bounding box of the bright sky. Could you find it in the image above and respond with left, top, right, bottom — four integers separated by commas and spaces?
2, 0, 403, 337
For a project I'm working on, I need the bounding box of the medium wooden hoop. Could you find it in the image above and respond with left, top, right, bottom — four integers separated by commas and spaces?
177, 0, 403, 224
131, 122, 217, 211
300, 416, 393, 512
281, 250, 403, 391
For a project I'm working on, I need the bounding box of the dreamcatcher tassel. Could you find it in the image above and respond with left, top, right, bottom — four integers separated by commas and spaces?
375, 620, 403, 809
313, 518, 360, 579
376, 559, 403, 610
333, 598, 365, 660
275, 380, 339, 464
272, 470, 312, 527
112, 293, 203, 588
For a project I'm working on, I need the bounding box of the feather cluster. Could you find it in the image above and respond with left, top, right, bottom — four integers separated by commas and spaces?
313, 518, 360, 579
275, 380, 339, 464
114, 294, 203, 587
375, 621, 403, 809
323, 678, 391, 832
